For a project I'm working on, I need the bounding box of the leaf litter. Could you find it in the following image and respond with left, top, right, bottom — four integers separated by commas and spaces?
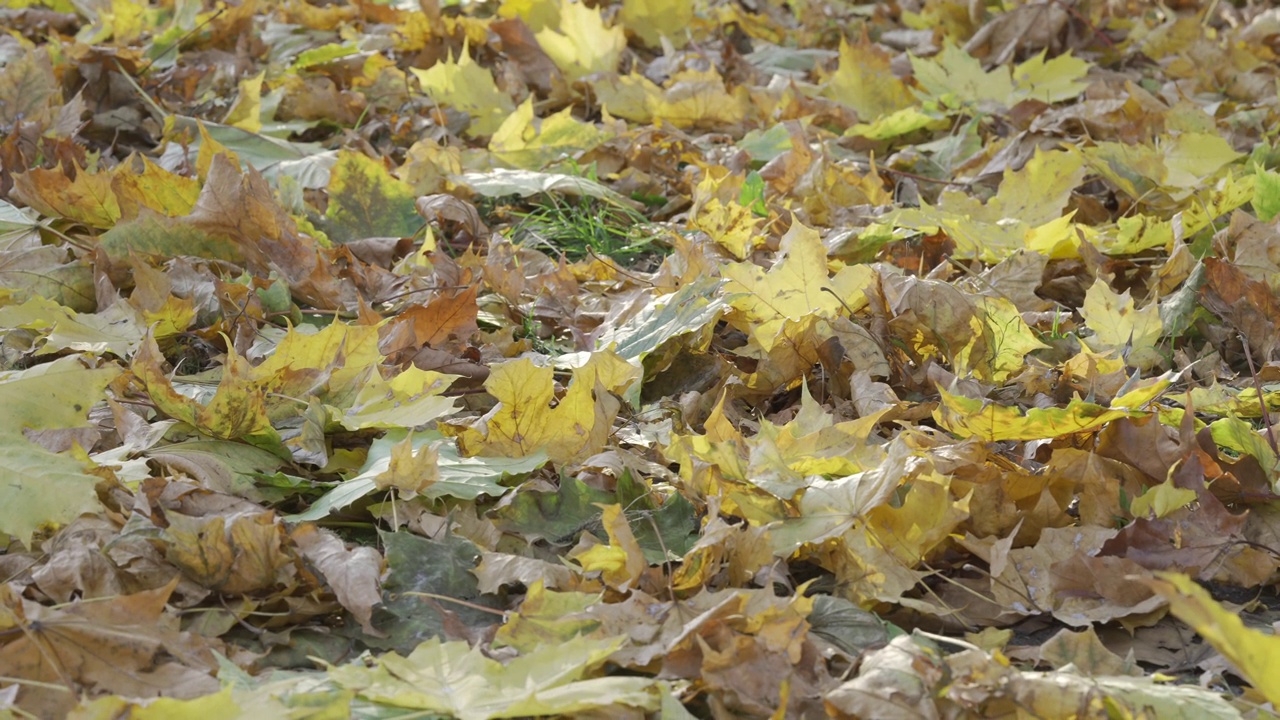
2, 0, 1280, 717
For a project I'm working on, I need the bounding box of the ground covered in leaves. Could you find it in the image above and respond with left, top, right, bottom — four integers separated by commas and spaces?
3, 0, 1280, 716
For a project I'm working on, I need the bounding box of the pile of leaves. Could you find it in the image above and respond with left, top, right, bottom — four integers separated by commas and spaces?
4, 0, 1280, 715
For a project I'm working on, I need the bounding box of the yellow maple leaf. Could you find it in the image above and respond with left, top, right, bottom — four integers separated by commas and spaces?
252, 321, 382, 411
825, 37, 914, 121
1079, 278, 1163, 369
452, 356, 620, 464
689, 168, 766, 259
10, 163, 120, 229
893, 149, 1087, 262
498, 0, 560, 31
911, 42, 1015, 108
535, 0, 625, 82
570, 504, 648, 590
111, 156, 201, 219
934, 374, 1172, 442
489, 99, 609, 170
722, 223, 849, 350
132, 334, 285, 457
866, 472, 970, 565
620, 0, 693, 48
970, 297, 1049, 382
590, 69, 747, 130
1128, 476, 1196, 519
410, 45, 514, 136
373, 433, 441, 494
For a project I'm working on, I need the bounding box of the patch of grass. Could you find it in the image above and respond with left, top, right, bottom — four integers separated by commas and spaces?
509, 193, 666, 265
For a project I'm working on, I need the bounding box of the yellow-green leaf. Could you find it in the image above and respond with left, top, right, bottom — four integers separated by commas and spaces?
410, 46, 515, 136
1148, 573, 1280, 707
535, 0, 626, 82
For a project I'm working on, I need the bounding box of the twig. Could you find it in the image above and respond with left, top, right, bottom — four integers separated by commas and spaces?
136, 8, 225, 76
402, 591, 507, 616
1239, 333, 1278, 456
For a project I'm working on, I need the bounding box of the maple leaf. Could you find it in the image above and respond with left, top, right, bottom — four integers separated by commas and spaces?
326, 634, 661, 718
0, 579, 217, 717
132, 333, 288, 458
722, 222, 873, 352
323, 149, 422, 242
449, 355, 623, 464
825, 36, 915, 120
411, 45, 515, 136
0, 358, 121, 545
620, 0, 693, 48
1079, 278, 1164, 369
934, 373, 1173, 442
893, 148, 1087, 261
534, 0, 626, 82
489, 99, 610, 170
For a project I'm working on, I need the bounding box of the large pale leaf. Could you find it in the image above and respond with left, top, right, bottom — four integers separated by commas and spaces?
326, 634, 660, 718
287, 430, 548, 521
0, 359, 120, 545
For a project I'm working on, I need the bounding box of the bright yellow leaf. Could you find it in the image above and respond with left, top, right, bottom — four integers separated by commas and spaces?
110, 156, 201, 219
688, 167, 766, 258
590, 70, 747, 130
252, 321, 382, 410
722, 223, 845, 350
223, 71, 264, 133
570, 504, 648, 590
1128, 476, 1197, 519
1011, 51, 1091, 103
452, 357, 620, 464
934, 374, 1172, 442
893, 149, 1086, 262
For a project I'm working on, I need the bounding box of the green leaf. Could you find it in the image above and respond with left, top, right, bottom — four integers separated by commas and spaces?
738, 170, 768, 216
292, 42, 360, 70
378, 531, 500, 650
1253, 166, 1280, 222
807, 594, 895, 656
160, 117, 337, 189
99, 210, 245, 263
146, 439, 289, 500
322, 150, 422, 242
495, 476, 615, 544
616, 473, 699, 563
